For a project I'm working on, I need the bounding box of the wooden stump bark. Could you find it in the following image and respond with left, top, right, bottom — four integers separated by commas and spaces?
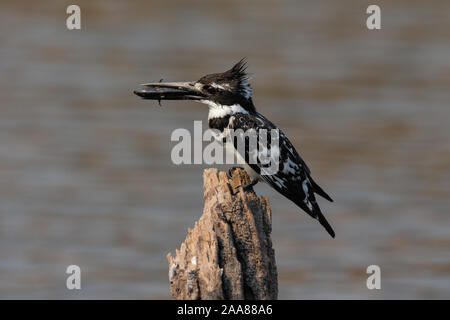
167, 168, 278, 300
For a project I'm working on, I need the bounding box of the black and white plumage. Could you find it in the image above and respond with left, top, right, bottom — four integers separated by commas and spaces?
134, 59, 335, 238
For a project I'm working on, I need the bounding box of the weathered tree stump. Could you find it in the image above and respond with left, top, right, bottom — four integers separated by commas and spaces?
167, 168, 278, 300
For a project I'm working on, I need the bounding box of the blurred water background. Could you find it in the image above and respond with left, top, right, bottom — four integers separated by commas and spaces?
0, 0, 449, 299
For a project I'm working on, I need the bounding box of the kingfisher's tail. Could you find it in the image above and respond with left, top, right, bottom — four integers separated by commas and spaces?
291, 187, 335, 238
316, 207, 335, 238
310, 177, 333, 202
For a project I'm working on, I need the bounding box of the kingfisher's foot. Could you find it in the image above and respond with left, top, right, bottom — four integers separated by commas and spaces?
227, 166, 244, 179
231, 178, 259, 195
242, 178, 259, 191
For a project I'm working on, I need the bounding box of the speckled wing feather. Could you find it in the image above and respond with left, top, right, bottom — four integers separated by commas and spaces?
230, 112, 335, 238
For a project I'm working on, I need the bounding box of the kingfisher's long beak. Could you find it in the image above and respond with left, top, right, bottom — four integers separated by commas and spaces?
133, 81, 205, 101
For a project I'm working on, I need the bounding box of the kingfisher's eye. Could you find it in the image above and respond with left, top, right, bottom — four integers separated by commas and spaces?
203, 85, 218, 94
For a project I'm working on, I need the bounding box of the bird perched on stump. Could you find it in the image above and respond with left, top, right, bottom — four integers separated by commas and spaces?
134, 59, 335, 238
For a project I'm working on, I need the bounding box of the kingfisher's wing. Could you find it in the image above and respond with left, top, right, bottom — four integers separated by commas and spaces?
229, 112, 335, 238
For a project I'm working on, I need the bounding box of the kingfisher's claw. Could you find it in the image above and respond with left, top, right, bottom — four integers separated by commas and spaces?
227, 166, 244, 179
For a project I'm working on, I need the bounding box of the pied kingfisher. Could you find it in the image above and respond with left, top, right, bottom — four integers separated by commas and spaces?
134, 59, 335, 238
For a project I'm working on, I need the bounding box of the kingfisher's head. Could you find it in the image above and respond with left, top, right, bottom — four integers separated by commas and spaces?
134, 59, 256, 117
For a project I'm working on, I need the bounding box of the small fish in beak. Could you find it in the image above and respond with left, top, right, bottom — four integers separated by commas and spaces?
133, 81, 206, 106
